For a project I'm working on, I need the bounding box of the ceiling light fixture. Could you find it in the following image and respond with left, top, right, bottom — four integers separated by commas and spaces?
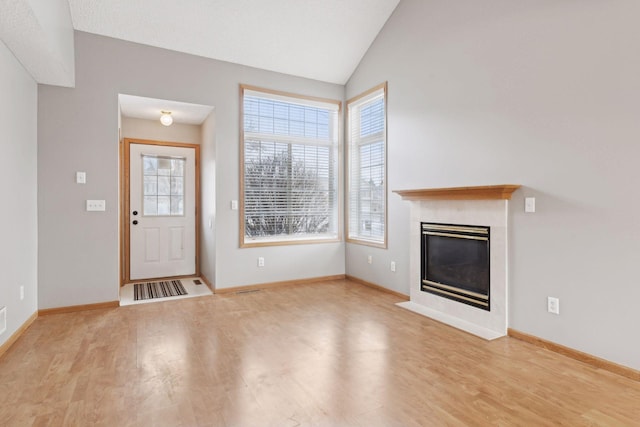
160, 110, 173, 126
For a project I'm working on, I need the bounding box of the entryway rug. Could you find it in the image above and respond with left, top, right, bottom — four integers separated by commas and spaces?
134, 280, 187, 301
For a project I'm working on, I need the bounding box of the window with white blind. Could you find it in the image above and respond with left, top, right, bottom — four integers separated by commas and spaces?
240, 85, 341, 246
347, 83, 387, 247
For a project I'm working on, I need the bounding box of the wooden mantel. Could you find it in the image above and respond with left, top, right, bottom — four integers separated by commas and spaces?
393, 184, 521, 201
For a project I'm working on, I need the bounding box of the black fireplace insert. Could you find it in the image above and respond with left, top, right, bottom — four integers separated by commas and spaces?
421, 222, 490, 310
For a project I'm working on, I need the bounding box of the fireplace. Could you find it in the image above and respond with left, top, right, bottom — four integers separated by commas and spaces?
395, 185, 519, 340
421, 222, 490, 311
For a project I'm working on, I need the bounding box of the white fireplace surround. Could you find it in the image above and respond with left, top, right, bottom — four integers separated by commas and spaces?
394, 185, 520, 340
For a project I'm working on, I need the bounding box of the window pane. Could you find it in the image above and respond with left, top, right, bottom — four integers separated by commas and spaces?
143, 157, 157, 175
171, 177, 183, 195
157, 196, 170, 215
144, 176, 157, 196
360, 98, 385, 137
171, 196, 184, 215
144, 196, 157, 216
157, 176, 170, 196
171, 159, 184, 176
158, 158, 171, 175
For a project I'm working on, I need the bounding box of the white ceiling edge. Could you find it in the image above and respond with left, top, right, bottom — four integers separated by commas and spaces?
0, 0, 75, 87
119, 94, 215, 126
68, 0, 400, 85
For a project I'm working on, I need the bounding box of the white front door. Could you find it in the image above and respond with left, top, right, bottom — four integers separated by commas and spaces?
129, 143, 196, 280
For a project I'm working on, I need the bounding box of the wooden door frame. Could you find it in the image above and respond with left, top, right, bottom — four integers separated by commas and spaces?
120, 138, 201, 285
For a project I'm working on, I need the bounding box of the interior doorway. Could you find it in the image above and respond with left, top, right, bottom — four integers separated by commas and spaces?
118, 93, 216, 291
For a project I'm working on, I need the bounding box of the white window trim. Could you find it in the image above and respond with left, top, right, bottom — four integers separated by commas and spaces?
240, 84, 343, 247
346, 82, 388, 248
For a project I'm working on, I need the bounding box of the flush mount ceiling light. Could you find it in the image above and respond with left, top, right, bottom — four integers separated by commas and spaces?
160, 110, 173, 126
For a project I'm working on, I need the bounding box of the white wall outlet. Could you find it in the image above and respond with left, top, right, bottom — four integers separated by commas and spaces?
367, 255, 372, 265
258, 257, 265, 267
76, 171, 86, 184
547, 297, 560, 314
0, 306, 6, 335
390, 261, 396, 272
525, 197, 536, 213
231, 200, 239, 210
86, 200, 106, 211
20, 286, 24, 301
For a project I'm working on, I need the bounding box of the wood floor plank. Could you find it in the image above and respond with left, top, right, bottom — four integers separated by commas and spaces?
1, 279, 639, 426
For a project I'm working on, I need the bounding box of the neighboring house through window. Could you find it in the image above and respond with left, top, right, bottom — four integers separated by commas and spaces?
347, 82, 387, 247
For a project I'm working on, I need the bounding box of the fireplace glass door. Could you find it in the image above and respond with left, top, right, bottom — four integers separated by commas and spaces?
421, 222, 490, 310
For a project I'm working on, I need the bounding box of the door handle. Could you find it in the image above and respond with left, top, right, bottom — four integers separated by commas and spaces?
132, 210, 138, 216
132, 220, 138, 225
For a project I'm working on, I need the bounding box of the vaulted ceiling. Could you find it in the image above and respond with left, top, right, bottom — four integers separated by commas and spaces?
1, 0, 400, 86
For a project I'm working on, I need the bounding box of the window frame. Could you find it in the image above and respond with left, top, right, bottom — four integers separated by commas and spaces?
346, 82, 388, 248
239, 84, 343, 248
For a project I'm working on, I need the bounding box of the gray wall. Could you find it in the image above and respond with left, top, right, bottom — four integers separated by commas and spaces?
37, 31, 345, 309
346, 0, 640, 370
121, 117, 202, 144
0, 41, 38, 346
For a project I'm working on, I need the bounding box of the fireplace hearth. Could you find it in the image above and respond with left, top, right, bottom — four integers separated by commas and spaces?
421, 222, 490, 311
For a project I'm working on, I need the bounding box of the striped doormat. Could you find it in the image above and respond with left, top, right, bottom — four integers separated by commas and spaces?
134, 280, 187, 301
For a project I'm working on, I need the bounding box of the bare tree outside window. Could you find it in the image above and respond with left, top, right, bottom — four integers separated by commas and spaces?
244, 147, 331, 237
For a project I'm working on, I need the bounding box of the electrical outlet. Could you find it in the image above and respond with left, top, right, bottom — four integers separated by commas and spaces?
258, 257, 265, 267
367, 255, 372, 265
86, 200, 106, 211
0, 307, 6, 335
547, 297, 560, 314
390, 261, 396, 272
20, 286, 24, 301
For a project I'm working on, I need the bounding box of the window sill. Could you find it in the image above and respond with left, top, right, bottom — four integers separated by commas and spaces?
346, 237, 387, 249
241, 235, 341, 248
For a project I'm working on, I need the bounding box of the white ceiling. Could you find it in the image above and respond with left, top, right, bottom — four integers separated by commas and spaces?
0, 0, 76, 87
67, 0, 400, 85
119, 94, 215, 125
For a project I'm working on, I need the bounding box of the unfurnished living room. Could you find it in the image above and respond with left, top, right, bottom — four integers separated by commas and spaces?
1, 0, 639, 426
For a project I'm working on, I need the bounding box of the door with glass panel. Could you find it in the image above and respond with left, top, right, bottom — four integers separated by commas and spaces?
129, 142, 196, 280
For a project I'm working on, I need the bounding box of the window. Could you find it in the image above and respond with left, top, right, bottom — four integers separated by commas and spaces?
240, 85, 341, 246
347, 83, 387, 247
143, 155, 185, 216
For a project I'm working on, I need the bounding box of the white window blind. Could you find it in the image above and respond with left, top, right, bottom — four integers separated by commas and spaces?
241, 86, 340, 245
347, 84, 387, 246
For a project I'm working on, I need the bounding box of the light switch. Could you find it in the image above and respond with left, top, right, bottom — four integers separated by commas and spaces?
525, 197, 536, 213
76, 172, 86, 184
86, 200, 106, 211
231, 200, 238, 210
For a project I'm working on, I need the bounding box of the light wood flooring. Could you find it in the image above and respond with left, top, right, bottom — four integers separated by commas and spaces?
1, 279, 639, 426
